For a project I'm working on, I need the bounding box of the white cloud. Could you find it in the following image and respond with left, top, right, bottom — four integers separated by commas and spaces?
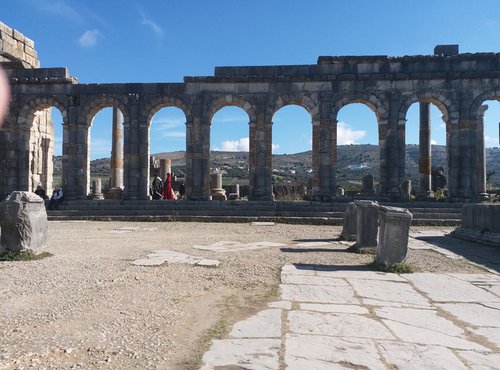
219, 137, 249, 152
78, 29, 102, 47
337, 121, 366, 145
431, 139, 437, 145
272, 144, 280, 153
140, 8, 165, 38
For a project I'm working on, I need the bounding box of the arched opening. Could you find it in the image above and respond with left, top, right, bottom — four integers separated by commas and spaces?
336, 103, 379, 197
271, 105, 312, 200
50, 108, 63, 194
210, 106, 250, 200
148, 106, 187, 200
482, 99, 500, 195
404, 102, 448, 199
88, 107, 124, 198
25, 105, 65, 199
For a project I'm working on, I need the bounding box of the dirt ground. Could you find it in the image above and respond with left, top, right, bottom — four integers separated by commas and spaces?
0, 221, 489, 369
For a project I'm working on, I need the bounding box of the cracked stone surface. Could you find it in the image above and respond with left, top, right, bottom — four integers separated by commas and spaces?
199, 265, 500, 369
131, 250, 219, 267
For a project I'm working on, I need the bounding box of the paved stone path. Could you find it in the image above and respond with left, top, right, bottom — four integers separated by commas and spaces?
200, 266, 500, 369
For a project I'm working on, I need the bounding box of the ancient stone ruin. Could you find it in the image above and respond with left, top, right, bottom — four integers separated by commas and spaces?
1, 20, 499, 203
0, 191, 48, 253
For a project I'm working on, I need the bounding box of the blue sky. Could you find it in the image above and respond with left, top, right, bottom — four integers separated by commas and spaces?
3, 0, 499, 159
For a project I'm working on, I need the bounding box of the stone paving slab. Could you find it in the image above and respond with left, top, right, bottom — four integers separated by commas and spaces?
131, 250, 220, 267
199, 267, 500, 369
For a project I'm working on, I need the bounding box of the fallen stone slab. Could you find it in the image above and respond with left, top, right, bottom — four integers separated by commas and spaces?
404, 273, 500, 303
288, 311, 394, 340
378, 341, 467, 370
457, 351, 500, 370
200, 338, 280, 370
280, 284, 359, 304
285, 334, 385, 370
192, 240, 286, 252
229, 309, 281, 338
348, 279, 431, 307
131, 250, 220, 267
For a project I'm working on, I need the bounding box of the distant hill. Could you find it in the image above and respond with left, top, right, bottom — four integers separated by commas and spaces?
52, 145, 500, 189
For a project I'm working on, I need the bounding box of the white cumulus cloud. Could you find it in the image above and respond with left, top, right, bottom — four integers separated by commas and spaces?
337, 121, 366, 145
272, 144, 280, 153
431, 139, 437, 145
78, 29, 101, 47
220, 137, 249, 152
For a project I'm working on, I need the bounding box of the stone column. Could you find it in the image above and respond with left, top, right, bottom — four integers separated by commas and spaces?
418, 102, 432, 198
353, 200, 379, 251
159, 159, 171, 180
91, 178, 104, 200
249, 119, 273, 201
477, 105, 488, 198
310, 119, 321, 200
110, 107, 124, 189
210, 172, 226, 200
316, 118, 336, 201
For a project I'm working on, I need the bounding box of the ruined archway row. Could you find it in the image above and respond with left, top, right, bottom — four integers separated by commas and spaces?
3, 54, 499, 202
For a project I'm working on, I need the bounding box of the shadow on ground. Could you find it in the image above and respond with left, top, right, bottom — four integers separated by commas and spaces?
416, 235, 500, 273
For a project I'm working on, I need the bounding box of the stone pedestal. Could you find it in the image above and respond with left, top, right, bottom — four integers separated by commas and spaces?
91, 178, 104, 200
210, 173, 227, 201
376, 206, 413, 266
353, 200, 379, 251
0, 191, 48, 253
340, 202, 357, 241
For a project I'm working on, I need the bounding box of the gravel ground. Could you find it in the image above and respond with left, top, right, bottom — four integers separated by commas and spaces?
0, 221, 489, 369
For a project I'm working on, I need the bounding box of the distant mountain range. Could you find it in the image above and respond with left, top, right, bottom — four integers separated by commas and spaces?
53, 145, 500, 189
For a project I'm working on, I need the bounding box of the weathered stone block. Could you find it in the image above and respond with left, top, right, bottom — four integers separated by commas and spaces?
376, 206, 413, 266
0, 191, 48, 253
353, 200, 379, 251
340, 202, 357, 241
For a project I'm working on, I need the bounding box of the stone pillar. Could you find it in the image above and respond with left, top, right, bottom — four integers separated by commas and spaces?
353, 200, 379, 251
376, 206, 413, 266
210, 172, 226, 200
310, 120, 321, 200
110, 107, 124, 189
418, 102, 432, 198
317, 117, 336, 201
340, 202, 357, 241
91, 178, 104, 200
477, 105, 488, 198
249, 120, 273, 201
159, 159, 171, 180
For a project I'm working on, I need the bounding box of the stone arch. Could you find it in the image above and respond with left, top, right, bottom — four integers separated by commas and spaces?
398, 91, 457, 125
469, 89, 500, 121
143, 95, 193, 125
268, 94, 320, 122
204, 95, 256, 123
80, 95, 129, 127
17, 96, 68, 127
330, 92, 386, 122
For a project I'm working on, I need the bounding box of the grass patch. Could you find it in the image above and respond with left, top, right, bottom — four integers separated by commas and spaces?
0, 250, 53, 261
370, 260, 414, 274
